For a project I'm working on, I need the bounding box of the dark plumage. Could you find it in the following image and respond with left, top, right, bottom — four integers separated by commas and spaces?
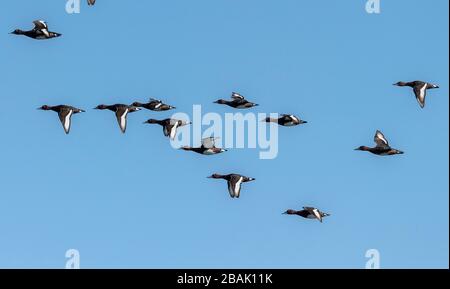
264, 114, 307, 126
394, 81, 439, 108
214, 92, 258, 109
94, 104, 141, 133
180, 137, 227, 155
208, 173, 255, 198
355, 130, 404, 156
143, 118, 191, 140
132, 98, 176, 112
39, 105, 85, 134
283, 207, 330, 223
10, 20, 61, 40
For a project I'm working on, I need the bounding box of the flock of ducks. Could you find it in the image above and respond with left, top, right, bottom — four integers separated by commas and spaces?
10, 3, 442, 224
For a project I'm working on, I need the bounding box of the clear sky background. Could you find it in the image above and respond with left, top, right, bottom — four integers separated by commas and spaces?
0, 0, 448, 269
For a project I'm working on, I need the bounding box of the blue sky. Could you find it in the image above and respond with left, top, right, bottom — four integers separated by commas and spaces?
0, 0, 448, 269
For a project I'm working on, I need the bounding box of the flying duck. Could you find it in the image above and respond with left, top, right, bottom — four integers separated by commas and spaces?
94, 104, 141, 133
132, 98, 176, 112
10, 20, 61, 40
180, 137, 227, 155
264, 114, 307, 126
38, 105, 85, 134
208, 174, 255, 199
394, 81, 439, 108
214, 92, 258, 109
355, 130, 404, 156
283, 207, 330, 223
143, 118, 191, 140
87, 0, 96, 5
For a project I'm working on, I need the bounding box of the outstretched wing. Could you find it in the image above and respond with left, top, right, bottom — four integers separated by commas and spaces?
231, 92, 245, 100
312, 208, 323, 223
303, 207, 322, 222
374, 130, 389, 148
167, 121, 180, 140
201, 137, 220, 148
58, 108, 73, 134
413, 82, 428, 108
149, 98, 162, 103
33, 20, 50, 37
33, 20, 48, 30
115, 107, 129, 133
227, 175, 243, 198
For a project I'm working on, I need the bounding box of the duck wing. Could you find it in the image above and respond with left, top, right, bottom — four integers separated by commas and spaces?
115, 107, 129, 133
201, 137, 220, 149
167, 120, 180, 140
231, 92, 245, 100
413, 82, 428, 108
303, 207, 322, 222
33, 20, 50, 37
58, 107, 73, 134
227, 175, 243, 198
33, 20, 48, 30
374, 130, 389, 148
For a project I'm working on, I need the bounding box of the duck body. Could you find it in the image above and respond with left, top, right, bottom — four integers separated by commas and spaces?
283, 207, 330, 223
132, 99, 176, 112
355, 130, 404, 156
94, 104, 141, 133
181, 147, 227, 155
39, 105, 85, 134
394, 80, 439, 108
181, 137, 227, 155
87, 0, 96, 5
144, 118, 190, 140
11, 20, 61, 40
264, 114, 307, 126
214, 92, 258, 109
208, 173, 255, 198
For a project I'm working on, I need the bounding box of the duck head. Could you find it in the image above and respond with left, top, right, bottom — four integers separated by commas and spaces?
283, 209, 297, 215
393, 81, 408, 86
214, 99, 227, 104
10, 29, 24, 35
131, 102, 143, 107
207, 174, 224, 179
38, 105, 51, 110
94, 104, 109, 110
355, 146, 370, 151
143, 119, 159, 124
